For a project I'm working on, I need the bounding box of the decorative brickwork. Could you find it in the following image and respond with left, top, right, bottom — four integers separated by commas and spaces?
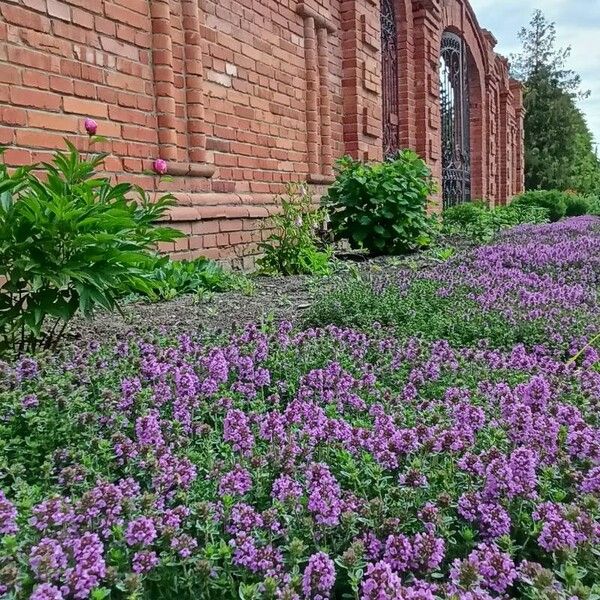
0, 0, 523, 268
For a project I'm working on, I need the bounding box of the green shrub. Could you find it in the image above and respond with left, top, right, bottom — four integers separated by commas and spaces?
442, 200, 488, 226
0, 142, 181, 354
324, 150, 436, 255
442, 200, 549, 242
589, 197, 600, 215
511, 189, 568, 222
563, 193, 592, 216
258, 183, 331, 276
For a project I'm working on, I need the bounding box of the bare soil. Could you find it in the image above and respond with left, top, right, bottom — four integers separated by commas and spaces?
68, 244, 467, 345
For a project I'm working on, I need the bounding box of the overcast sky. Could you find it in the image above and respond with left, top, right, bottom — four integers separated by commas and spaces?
469, 0, 600, 147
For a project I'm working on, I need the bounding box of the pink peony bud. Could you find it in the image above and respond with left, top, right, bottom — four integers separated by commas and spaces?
152, 158, 168, 175
84, 118, 98, 136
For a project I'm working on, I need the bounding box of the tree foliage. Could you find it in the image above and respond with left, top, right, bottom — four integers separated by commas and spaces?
511, 10, 600, 195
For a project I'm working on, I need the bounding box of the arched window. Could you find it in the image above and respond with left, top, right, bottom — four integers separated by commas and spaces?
381, 0, 399, 159
440, 31, 471, 207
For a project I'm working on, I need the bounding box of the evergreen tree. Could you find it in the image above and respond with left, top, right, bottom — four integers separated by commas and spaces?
511, 10, 600, 195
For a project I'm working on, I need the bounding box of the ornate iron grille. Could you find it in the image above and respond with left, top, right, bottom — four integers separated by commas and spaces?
440, 32, 471, 208
381, 0, 399, 159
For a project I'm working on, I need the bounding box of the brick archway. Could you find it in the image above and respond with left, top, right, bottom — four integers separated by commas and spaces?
381, 0, 400, 158
409, 0, 519, 208
439, 30, 472, 207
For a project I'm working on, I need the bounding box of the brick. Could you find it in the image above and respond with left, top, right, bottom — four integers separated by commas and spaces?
46, 0, 71, 21
23, 70, 50, 90
63, 96, 108, 118
15, 129, 65, 149
0, 4, 50, 33
1, 107, 27, 127
10, 87, 61, 111
0, 64, 21, 85
28, 112, 77, 133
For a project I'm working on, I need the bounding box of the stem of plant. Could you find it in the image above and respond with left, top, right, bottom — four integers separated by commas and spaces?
567, 331, 600, 364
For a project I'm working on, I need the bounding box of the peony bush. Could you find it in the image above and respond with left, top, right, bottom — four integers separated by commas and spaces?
0, 218, 599, 599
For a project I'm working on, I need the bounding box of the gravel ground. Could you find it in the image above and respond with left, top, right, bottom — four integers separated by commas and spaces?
69, 240, 471, 345
69, 239, 470, 342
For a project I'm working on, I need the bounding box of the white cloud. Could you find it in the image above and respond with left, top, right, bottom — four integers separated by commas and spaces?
470, 0, 600, 146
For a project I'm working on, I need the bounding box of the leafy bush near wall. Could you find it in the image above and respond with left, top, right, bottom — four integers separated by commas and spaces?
324, 151, 436, 255
563, 193, 592, 216
442, 200, 549, 242
258, 184, 331, 276
590, 197, 600, 215
511, 190, 568, 222
0, 142, 181, 354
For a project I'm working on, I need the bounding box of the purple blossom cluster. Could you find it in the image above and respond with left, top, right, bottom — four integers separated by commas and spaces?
1, 218, 600, 598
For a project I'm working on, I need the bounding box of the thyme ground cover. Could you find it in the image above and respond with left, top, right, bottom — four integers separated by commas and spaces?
1, 218, 600, 599
307, 217, 600, 350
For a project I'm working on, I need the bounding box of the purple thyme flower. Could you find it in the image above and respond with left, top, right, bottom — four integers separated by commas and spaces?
383, 533, 413, 573
62, 532, 106, 599
0, 490, 18, 535
125, 516, 158, 547
302, 551, 336, 600
223, 409, 255, 455
170, 533, 198, 559
306, 463, 342, 527
360, 561, 403, 599
16, 357, 39, 381
271, 474, 303, 503
132, 550, 160, 574
30, 538, 67, 581
411, 530, 445, 572
469, 543, 517, 593
219, 465, 253, 497
30, 583, 64, 600
21, 394, 39, 410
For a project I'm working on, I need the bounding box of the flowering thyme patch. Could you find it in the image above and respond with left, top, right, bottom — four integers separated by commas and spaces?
0, 218, 599, 599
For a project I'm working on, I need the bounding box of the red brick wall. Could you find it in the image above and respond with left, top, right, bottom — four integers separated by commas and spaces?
0, 0, 524, 268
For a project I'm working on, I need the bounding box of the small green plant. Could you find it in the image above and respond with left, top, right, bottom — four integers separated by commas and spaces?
258, 183, 331, 276
511, 190, 568, 222
0, 138, 181, 354
324, 150, 436, 255
148, 257, 239, 301
429, 246, 456, 262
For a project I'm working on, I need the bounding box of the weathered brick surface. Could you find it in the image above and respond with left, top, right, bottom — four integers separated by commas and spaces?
0, 0, 523, 267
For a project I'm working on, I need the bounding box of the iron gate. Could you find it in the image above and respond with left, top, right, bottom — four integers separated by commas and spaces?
381, 0, 399, 159
440, 32, 471, 208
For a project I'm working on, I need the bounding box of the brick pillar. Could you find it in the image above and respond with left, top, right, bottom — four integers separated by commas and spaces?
412, 1, 442, 208
498, 88, 513, 204
151, 0, 178, 162
297, 4, 336, 183
469, 71, 486, 201
510, 79, 525, 196
396, 0, 416, 150
181, 0, 206, 164
340, 0, 383, 162
317, 26, 333, 178
485, 76, 500, 205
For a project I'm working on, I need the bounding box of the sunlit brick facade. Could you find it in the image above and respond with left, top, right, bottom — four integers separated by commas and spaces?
0, 0, 523, 267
